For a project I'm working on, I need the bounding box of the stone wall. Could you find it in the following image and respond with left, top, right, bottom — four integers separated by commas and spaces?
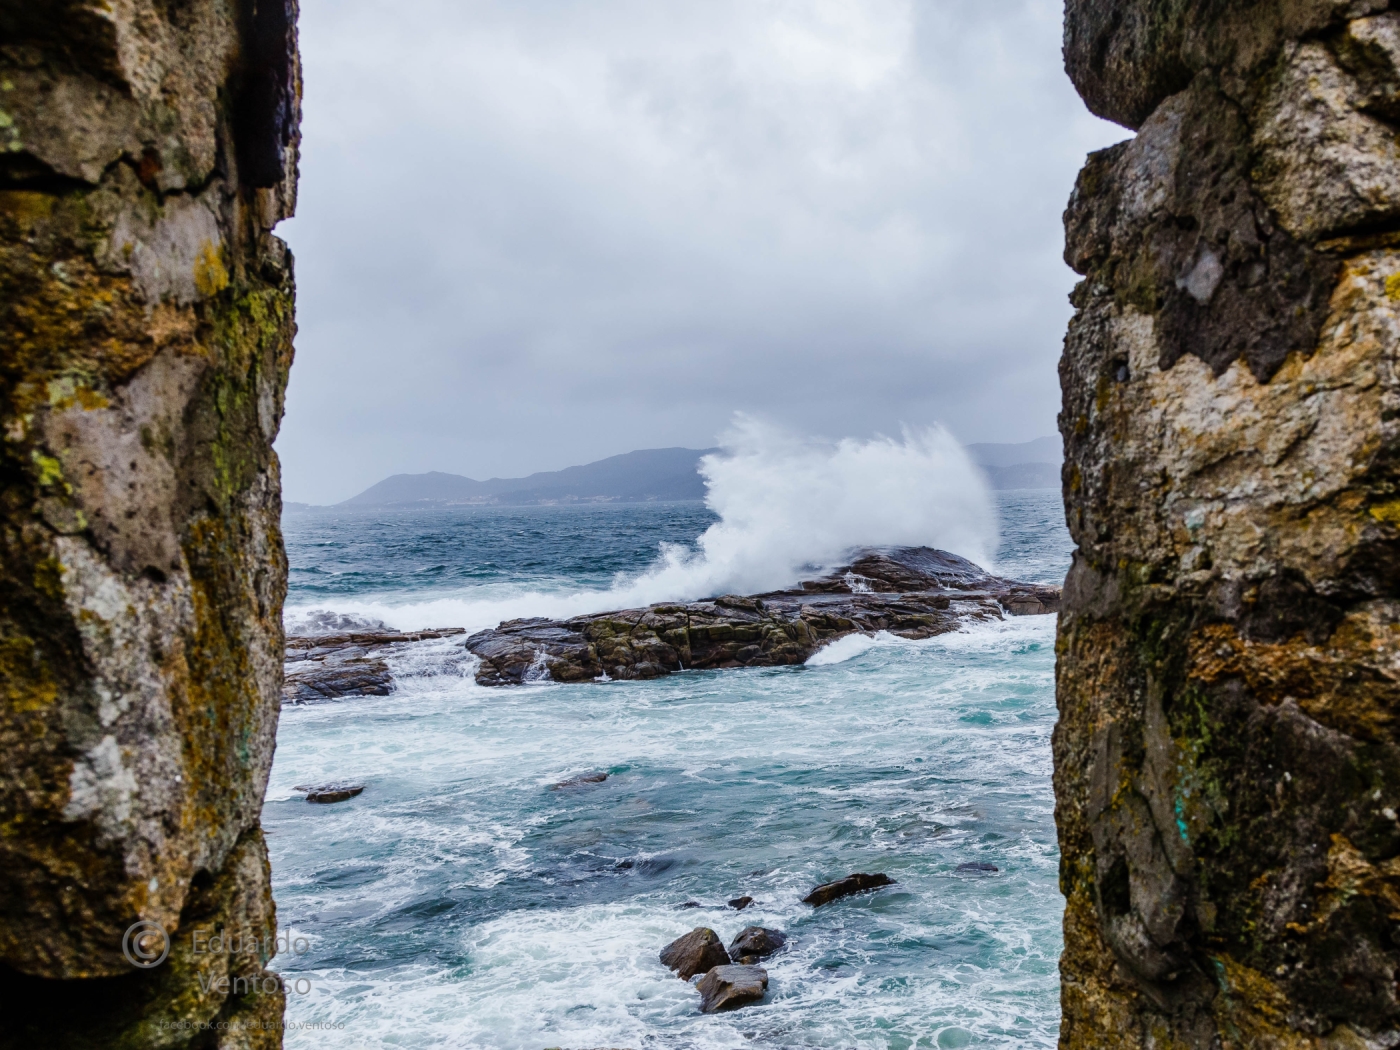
0, 1, 298, 1044
1056, 2, 1400, 1046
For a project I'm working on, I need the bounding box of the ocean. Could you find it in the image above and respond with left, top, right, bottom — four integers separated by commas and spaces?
267, 488, 1071, 1049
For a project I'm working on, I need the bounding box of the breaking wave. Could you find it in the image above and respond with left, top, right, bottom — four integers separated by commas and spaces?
285, 416, 997, 634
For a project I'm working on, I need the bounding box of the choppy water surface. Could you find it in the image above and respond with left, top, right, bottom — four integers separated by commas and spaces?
268, 492, 1071, 1049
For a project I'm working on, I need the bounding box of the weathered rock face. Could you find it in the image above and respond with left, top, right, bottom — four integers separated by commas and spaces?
1057, 4, 1400, 1047
467, 547, 1060, 686
659, 927, 732, 981
0, 1, 298, 1044
695, 963, 768, 1013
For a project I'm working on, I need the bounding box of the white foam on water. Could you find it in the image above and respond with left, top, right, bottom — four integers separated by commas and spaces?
284, 417, 998, 633
805, 631, 885, 666
267, 610, 1064, 1049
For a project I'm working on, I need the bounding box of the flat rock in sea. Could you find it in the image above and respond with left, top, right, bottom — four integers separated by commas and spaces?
296, 783, 365, 804
956, 862, 999, 874
282, 628, 466, 703
696, 964, 768, 1013
728, 895, 754, 910
728, 926, 786, 961
551, 771, 608, 789
659, 927, 731, 980
802, 872, 896, 907
465, 546, 1060, 686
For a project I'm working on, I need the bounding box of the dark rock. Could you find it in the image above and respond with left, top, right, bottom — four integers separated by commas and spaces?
696, 964, 768, 1013
955, 862, 998, 874
282, 628, 466, 703
659, 927, 731, 980
466, 547, 1059, 686
1062, 0, 1391, 130
802, 872, 895, 906
297, 783, 365, 804
728, 926, 786, 960
728, 895, 754, 910
552, 771, 608, 789
678, 901, 701, 909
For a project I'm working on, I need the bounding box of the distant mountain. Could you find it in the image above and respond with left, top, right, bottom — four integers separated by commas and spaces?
966, 437, 1062, 490
339, 447, 720, 507
318, 436, 1065, 510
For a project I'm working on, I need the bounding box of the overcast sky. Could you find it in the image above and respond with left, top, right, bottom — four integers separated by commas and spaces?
275, 0, 1125, 505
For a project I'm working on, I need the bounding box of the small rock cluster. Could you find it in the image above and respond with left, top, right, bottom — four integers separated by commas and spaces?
659, 925, 786, 1013
658, 871, 895, 1013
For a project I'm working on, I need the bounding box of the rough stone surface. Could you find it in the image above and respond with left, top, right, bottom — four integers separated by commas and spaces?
1058, 3, 1400, 1047
659, 927, 732, 981
0, 0, 299, 1044
466, 547, 1059, 686
695, 964, 768, 1013
282, 628, 465, 703
801, 872, 895, 907
1063, 0, 1393, 130
727, 926, 787, 962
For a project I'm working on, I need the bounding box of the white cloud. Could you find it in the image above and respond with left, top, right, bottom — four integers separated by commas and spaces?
276, 0, 1126, 503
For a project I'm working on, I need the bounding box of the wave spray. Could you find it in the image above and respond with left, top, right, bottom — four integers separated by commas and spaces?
289, 416, 998, 632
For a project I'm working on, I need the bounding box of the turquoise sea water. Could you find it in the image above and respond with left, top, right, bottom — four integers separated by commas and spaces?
268, 491, 1070, 1049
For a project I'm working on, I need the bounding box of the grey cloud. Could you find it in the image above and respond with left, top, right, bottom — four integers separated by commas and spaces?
276, 0, 1126, 504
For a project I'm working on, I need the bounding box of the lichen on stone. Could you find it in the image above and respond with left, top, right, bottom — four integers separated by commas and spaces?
0, 1, 299, 1044
1058, 3, 1400, 1046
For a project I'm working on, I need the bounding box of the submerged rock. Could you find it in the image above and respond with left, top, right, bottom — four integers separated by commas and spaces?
728, 926, 786, 962
696, 964, 769, 1013
802, 872, 895, 907
955, 862, 998, 874
659, 928, 731, 980
728, 895, 754, 910
551, 771, 608, 789
297, 784, 365, 804
466, 547, 1059, 686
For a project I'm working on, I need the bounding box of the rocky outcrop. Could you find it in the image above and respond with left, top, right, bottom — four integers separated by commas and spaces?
801, 872, 896, 907
295, 783, 364, 804
659, 927, 732, 981
695, 964, 769, 1013
0, 1, 299, 1045
727, 926, 786, 963
466, 547, 1060, 686
1057, 4, 1400, 1047
282, 628, 464, 703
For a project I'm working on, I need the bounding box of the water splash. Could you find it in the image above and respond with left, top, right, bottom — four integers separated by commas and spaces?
286, 416, 997, 633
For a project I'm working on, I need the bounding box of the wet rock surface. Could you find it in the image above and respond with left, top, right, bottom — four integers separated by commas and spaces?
659, 927, 732, 981
727, 926, 787, 962
296, 783, 365, 804
696, 964, 769, 1013
1058, 3, 1400, 1046
466, 547, 1059, 686
801, 872, 896, 907
282, 629, 465, 703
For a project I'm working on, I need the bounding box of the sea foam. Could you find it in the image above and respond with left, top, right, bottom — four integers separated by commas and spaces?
285, 416, 997, 633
